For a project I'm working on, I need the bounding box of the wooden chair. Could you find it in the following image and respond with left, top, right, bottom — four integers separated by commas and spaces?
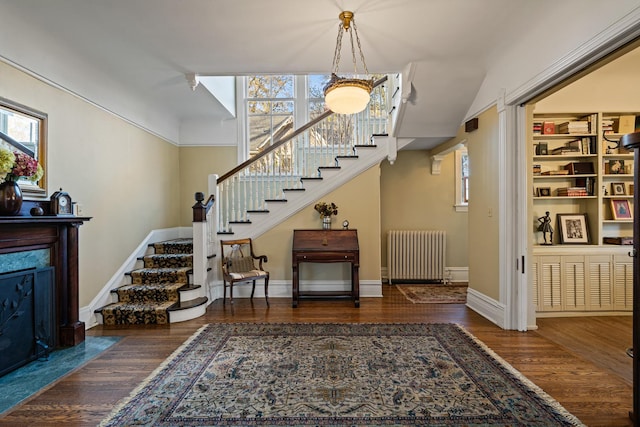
220, 238, 269, 306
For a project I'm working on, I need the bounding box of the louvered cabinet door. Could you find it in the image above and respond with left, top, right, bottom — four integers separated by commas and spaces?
613, 254, 633, 311
562, 256, 587, 311
531, 257, 539, 310
587, 255, 614, 311
539, 256, 562, 312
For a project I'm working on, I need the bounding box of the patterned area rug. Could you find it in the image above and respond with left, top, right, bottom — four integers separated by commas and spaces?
396, 283, 468, 304
100, 323, 583, 427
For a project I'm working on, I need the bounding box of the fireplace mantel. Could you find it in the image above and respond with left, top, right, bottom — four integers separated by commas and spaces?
0, 211, 91, 347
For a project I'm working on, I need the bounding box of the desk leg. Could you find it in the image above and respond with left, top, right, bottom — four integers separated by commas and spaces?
353, 262, 360, 308
292, 262, 299, 308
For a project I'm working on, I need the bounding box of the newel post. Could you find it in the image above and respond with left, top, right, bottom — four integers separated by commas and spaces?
192, 192, 213, 299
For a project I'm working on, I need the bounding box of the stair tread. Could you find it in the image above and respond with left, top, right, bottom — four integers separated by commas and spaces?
167, 296, 208, 311
96, 300, 176, 312
129, 266, 192, 274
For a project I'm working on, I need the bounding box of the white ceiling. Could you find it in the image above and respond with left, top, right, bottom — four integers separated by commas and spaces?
1, 0, 634, 150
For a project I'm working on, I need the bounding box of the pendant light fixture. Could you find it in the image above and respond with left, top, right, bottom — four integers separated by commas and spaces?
323, 11, 374, 115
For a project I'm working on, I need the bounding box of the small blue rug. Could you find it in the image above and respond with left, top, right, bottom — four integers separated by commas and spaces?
0, 336, 121, 414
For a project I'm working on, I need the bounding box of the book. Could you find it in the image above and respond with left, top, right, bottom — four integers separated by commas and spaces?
551, 146, 580, 155
556, 187, 588, 196
564, 162, 594, 175
542, 121, 555, 134
603, 236, 633, 245
541, 170, 570, 175
535, 143, 548, 155
557, 121, 589, 134
615, 115, 636, 134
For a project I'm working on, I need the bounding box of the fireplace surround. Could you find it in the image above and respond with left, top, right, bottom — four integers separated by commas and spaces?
0, 201, 90, 376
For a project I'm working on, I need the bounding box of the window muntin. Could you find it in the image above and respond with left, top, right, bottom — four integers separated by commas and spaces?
246, 76, 295, 156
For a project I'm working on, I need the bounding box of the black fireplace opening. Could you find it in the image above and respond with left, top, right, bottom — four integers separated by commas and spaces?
0, 267, 55, 377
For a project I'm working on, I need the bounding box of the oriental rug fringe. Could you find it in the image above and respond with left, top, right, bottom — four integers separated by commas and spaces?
100, 323, 584, 427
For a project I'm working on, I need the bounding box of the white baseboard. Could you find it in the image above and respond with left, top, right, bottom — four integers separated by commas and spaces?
82, 227, 189, 329
465, 288, 506, 329
208, 280, 383, 302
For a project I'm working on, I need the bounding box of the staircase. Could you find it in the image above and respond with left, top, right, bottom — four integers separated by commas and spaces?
95, 238, 207, 325
214, 76, 396, 239
91, 75, 403, 325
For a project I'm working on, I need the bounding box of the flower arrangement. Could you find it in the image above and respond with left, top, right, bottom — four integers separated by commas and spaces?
0, 146, 43, 183
314, 201, 338, 218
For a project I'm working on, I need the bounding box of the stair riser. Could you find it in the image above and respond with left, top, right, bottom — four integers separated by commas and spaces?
143, 255, 193, 269
168, 304, 207, 323
131, 270, 190, 285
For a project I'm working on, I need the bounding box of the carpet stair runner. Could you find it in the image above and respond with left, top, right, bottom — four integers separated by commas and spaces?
96, 238, 207, 325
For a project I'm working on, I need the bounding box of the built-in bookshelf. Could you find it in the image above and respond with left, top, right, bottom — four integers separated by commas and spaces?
529, 111, 638, 315
531, 112, 637, 247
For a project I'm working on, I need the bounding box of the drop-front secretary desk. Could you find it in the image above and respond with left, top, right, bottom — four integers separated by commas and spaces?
291, 229, 360, 308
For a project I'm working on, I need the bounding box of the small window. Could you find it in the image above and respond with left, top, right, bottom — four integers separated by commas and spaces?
455, 147, 468, 212
0, 98, 47, 196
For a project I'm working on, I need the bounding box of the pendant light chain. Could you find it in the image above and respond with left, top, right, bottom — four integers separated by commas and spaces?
351, 20, 369, 75
332, 22, 344, 75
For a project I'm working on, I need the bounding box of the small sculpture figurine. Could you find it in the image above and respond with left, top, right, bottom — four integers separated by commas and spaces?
537, 211, 553, 245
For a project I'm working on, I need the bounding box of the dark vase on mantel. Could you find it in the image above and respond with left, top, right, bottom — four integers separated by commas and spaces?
0, 180, 23, 215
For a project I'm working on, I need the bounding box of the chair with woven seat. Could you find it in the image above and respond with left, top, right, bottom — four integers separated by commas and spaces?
220, 238, 270, 306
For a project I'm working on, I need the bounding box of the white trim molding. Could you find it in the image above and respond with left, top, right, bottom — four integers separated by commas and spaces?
466, 288, 506, 329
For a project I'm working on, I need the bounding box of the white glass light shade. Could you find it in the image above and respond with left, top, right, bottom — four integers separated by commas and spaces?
324, 80, 372, 114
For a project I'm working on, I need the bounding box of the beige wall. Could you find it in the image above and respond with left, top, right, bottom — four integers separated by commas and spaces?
467, 107, 500, 300
255, 166, 381, 282
380, 150, 468, 269
179, 146, 237, 225
535, 47, 640, 113
0, 61, 181, 307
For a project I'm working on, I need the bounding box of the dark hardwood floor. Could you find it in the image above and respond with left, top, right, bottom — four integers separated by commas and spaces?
0, 285, 633, 426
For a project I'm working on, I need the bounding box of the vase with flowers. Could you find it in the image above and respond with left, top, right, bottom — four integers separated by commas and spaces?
0, 146, 44, 215
314, 201, 338, 230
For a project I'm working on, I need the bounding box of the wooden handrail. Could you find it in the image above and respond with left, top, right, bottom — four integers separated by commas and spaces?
217, 75, 388, 184
0, 130, 35, 158
192, 192, 215, 222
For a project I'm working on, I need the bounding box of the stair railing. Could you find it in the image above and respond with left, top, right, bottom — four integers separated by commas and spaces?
216, 76, 388, 233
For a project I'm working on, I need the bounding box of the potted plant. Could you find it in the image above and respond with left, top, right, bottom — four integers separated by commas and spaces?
314, 201, 338, 229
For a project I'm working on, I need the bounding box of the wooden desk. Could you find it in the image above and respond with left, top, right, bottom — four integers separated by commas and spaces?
292, 229, 359, 308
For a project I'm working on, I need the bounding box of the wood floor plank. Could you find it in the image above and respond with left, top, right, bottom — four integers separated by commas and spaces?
0, 286, 633, 426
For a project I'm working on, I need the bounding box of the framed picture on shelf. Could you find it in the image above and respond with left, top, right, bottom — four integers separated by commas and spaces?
607, 159, 625, 174
536, 187, 551, 197
557, 213, 590, 244
611, 199, 632, 220
611, 182, 626, 195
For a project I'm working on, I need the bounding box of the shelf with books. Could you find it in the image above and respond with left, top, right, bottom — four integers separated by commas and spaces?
530, 112, 637, 247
